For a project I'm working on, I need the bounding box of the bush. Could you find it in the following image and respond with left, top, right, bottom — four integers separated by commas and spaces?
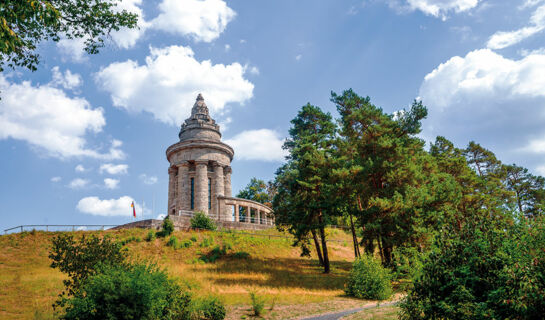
345, 255, 392, 300
62, 263, 192, 320
179, 239, 193, 248
145, 230, 156, 242
190, 235, 198, 242
167, 236, 179, 248
200, 245, 228, 263
391, 246, 424, 281
190, 211, 216, 230
199, 236, 214, 248
192, 296, 226, 320
400, 215, 545, 320
249, 291, 265, 316
157, 217, 174, 238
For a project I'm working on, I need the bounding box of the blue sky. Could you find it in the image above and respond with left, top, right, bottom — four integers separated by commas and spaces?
2, 0, 545, 230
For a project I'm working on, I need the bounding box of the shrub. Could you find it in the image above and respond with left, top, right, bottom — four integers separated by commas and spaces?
199, 236, 214, 248
232, 251, 250, 259
391, 246, 424, 281
249, 291, 265, 316
345, 255, 392, 300
190, 235, 198, 242
190, 211, 216, 230
62, 263, 192, 320
400, 215, 545, 320
49, 234, 126, 307
167, 236, 179, 248
157, 216, 174, 238
179, 239, 193, 248
192, 296, 226, 320
145, 230, 156, 242
200, 245, 228, 263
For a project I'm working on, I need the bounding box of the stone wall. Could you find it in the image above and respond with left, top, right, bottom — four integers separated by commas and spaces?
167, 215, 273, 231
111, 219, 163, 230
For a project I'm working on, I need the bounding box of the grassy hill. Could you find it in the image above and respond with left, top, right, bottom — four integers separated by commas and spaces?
0, 227, 399, 319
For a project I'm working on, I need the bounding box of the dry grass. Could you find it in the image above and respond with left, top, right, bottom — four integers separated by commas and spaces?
0, 228, 397, 319
340, 305, 400, 320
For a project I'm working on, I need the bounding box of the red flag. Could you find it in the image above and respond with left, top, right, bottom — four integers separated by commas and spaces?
131, 201, 136, 218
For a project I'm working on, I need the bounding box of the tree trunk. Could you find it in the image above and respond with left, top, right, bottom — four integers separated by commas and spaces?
349, 213, 360, 258
311, 229, 324, 266
318, 212, 330, 273
381, 237, 392, 266
376, 235, 384, 265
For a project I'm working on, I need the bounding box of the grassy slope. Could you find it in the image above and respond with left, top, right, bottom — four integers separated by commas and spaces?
0, 228, 396, 319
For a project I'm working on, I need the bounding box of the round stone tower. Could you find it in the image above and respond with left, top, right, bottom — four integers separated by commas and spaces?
166, 94, 234, 218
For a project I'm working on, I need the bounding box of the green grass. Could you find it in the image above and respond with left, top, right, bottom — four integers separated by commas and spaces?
0, 228, 391, 319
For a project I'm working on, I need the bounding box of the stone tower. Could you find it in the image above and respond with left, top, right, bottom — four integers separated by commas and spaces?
166, 94, 234, 218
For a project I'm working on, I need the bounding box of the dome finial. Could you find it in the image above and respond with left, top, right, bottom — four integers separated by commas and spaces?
196, 93, 204, 101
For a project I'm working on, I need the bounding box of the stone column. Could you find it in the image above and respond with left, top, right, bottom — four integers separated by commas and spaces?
257, 210, 261, 224
177, 162, 190, 213
248, 206, 252, 223
224, 166, 232, 197
195, 160, 208, 214
167, 166, 176, 213
213, 163, 224, 219
234, 205, 239, 222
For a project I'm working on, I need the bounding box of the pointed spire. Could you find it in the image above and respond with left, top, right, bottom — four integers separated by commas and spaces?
191, 93, 209, 117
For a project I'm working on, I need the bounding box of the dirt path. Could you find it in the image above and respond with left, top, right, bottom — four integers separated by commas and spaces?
298, 302, 398, 320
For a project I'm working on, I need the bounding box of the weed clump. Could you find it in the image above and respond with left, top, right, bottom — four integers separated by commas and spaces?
156, 217, 174, 238
191, 296, 226, 320
166, 236, 179, 248
249, 291, 265, 316
145, 230, 156, 242
345, 255, 392, 300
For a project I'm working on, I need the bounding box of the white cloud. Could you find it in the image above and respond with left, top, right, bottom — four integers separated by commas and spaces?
77, 195, 141, 217
51, 67, 82, 90
104, 178, 120, 189
99, 163, 128, 175
139, 174, 158, 185
224, 44, 231, 51
95, 45, 254, 125
388, 0, 480, 19
295, 54, 302, 61
110, 0, 149, 49
75, 164, 86, 172
57, 37, 88, 62
150, 0, 236, 42
156, 213, 167, 220
224, 129, 287, 162
419, 48, 545, 175
69, 178, 89, 189
487, 4, 545, 49
249, 66, 260, 75
51, 176, 62, 182
0, 76, 124, 160
537, 165, 545, 176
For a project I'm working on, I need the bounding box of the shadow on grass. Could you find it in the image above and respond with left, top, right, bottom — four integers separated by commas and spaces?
206, 256, 352, 291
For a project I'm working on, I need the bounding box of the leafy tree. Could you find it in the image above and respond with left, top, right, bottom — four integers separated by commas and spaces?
1, 0, 138, 72
400, 214, 545, 319
49, 233, 126, 308
502, 163, 545, 216
332, 89, 450, 265
273, 103, 337, 273
62, 263, 193, 320
237, 178, 274, 207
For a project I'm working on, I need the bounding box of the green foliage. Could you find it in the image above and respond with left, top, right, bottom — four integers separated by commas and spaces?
232, 251, 250, 259
391, 246, 424, 281
191, 296, 226, 320
400, 215, 545, 319
179, 239, 193, 248
157, 217, 174, 238
237, 178, 274, 207
199, 236, 214, 248
249, 291, 266, 316
61, 263, 192, 320
145, 230, 156, 242
190, 211, 217, 230
190, 235, 198, 242
0, 0, 138, 72
166, 236, 179, 248
200, 245, 228, 263
345, 255, 393, 300
49, 234, 126, 307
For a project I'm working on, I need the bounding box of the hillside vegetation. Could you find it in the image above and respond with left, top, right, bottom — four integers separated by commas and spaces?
0, 227, 394, 319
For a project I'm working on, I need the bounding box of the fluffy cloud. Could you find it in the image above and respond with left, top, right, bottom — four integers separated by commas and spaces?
51, 67, 82, 90
224, 129, 287, 162
110, 0, 149, 49
75, 165, 86, 172
95, 45, 254, 125
487, 4, 545, 49
0, 76, 124, 160
68, 178, 89, 189
57, 37, 88, 62
388, 0, 480, 19
51, 176, 62, 183
151, 0, 236, 42
77, 196, 141, 216
139, 174, 158, 185
419, 49, 545, 175
99, 163, 129, 175
104, 178, 120, 189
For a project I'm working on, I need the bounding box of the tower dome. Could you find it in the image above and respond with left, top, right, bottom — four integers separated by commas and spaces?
178, 94, 221, 141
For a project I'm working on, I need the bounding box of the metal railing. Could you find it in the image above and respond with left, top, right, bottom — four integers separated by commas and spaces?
4, 224, 119, 234
176, 211, 274, 225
